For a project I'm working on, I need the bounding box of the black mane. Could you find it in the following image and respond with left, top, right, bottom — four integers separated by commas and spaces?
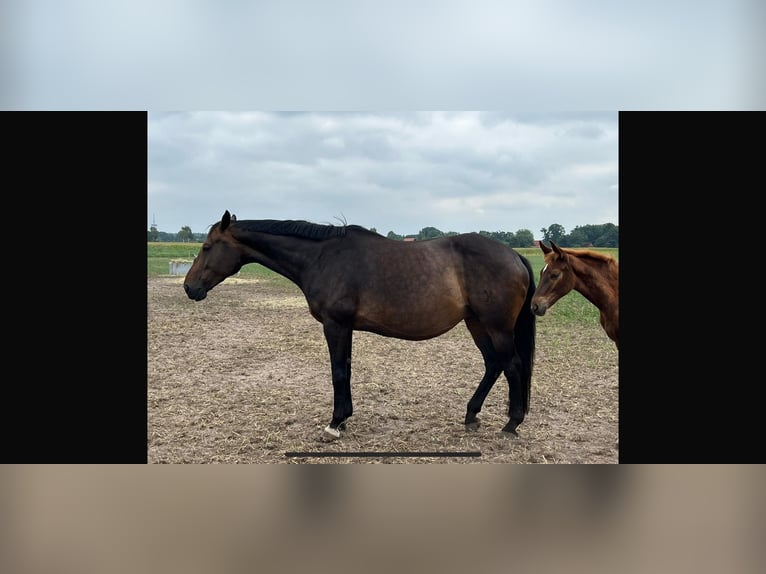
233, 219, 374, 241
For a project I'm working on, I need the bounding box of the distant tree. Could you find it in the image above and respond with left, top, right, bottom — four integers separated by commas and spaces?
147, 223, 159, 242
565, 227, 589, 247
563, 223, 618, 247
594, 223, 619, 247
417, 226, 443, 240
495, 230, 515, 245
178, 226, 194, 242
541, 224, 566, 244
387, 231, 403, 241
514, 229, 535, 247
157, 231, 176, 242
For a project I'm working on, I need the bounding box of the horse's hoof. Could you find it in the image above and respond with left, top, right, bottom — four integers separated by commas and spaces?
323, 425, 341, 439
465, 420, 480, 431
501, 424, 520, 436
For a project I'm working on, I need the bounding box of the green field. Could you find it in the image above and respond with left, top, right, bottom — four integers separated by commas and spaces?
148, 242, 618, 328
147, 242, 286, 282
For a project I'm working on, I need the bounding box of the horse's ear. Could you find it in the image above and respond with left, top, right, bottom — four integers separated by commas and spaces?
550, 241, 564, 257
221, 210, 231, 231
231, 214, 237, 222
539, 241, 552, 254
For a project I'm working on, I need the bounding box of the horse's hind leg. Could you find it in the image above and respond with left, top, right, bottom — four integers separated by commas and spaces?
322, 321, 354, 439
501, 350, 525, 435
476, 325, 526, 435
464, 318, 503, 429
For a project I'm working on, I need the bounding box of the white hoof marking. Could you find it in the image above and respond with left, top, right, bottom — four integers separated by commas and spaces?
324, 425, 341, 439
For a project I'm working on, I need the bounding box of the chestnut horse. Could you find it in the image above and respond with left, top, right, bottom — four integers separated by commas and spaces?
530, 241, 618, 348
184, 211, 537, 439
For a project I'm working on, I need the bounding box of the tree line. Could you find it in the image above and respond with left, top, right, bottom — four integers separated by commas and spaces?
147, 221, 618, 248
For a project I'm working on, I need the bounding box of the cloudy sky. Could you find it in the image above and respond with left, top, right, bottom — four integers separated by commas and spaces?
4, 1, 763, 111
148, 111, 617, 238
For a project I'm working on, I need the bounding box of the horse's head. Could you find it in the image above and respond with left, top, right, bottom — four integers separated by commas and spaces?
530, 241, 575, 316
184, 210, 242, 301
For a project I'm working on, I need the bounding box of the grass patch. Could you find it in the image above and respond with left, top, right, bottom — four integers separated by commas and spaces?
148, 242, 293, 286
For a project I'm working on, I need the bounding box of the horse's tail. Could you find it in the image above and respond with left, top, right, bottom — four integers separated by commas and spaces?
516, 254, 537, 413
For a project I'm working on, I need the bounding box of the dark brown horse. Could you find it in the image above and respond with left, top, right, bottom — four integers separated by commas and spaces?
530, 241, 618, 348
184, 211, 537, 439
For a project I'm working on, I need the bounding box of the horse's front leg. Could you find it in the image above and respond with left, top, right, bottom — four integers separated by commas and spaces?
322, 320, 353, 439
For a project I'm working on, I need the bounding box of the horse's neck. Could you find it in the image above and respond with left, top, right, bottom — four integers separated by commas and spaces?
236, 231, 319, 287
570, 256, 618, 313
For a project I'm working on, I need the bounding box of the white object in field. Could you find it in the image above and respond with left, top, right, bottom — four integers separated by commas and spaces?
169, 260, 193, 275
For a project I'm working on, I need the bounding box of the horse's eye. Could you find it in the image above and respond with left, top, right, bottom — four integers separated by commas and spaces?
202, 244, 211, 251
551, 271, 561, 279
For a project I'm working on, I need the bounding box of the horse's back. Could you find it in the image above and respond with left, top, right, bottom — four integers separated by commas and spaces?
363, 232, 529, 292
450, 233, 530, 282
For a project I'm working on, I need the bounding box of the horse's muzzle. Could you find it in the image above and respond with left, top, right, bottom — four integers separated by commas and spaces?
184, 283, 208, 301
530, 302, 547, 316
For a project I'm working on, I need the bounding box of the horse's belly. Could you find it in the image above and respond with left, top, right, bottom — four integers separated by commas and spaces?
354, 302, 465, 340
345, 268, 466, 339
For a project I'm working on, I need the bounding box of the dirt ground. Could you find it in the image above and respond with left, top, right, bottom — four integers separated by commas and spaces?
148, 276, 618, 463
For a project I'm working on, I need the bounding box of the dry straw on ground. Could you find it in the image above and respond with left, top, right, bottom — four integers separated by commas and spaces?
148, 276, 618, 463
